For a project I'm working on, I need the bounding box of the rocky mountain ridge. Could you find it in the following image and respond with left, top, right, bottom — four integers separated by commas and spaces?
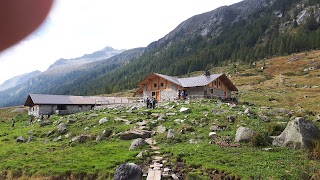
0, 70, 41, 92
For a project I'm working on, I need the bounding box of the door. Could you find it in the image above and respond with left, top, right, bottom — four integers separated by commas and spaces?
156, 91, 160, 101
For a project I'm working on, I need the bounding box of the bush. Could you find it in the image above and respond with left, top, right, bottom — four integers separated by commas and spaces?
267, 123, 286, 136
309, 140, 320, 160
250, 132, 271, 147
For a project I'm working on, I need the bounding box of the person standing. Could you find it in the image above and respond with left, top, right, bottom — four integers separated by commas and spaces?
11, 118, 15, 128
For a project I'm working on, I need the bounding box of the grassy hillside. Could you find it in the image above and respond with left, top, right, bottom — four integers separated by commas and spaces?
0, 51, 319, 179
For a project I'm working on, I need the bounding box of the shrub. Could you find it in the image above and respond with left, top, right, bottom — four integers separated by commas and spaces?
250, 132, 271, 147
267, 123, 286, 136
309, 140, 320, 160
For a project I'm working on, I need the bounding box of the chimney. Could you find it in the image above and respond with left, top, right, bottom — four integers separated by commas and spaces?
204, 69, 211, 76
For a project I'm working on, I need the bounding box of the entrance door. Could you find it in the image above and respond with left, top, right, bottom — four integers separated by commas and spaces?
155, 91, 160, 101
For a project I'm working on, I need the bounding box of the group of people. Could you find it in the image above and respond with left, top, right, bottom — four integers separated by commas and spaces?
145, 97, 157, 109
178, 90, 188, 100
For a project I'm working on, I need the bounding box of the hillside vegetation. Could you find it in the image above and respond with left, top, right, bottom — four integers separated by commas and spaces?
0, 51, 319, 179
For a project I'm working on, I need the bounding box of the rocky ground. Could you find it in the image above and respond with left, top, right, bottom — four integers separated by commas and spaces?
1, 98, 320, 179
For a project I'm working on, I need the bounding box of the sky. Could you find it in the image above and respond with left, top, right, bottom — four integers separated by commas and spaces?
0, 0, 242, 85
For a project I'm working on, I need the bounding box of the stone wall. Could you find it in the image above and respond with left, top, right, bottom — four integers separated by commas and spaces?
187, 87, 205, 97
28, 104, 94, 117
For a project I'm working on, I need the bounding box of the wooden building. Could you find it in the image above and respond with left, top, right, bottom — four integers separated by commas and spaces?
136, 72, 238, 101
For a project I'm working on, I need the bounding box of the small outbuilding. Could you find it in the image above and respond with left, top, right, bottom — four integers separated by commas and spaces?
136, 71, 238, 101
24, 94, 111, 117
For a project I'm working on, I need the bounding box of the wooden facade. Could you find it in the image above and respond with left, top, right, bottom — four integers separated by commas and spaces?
136, 72, 238, 101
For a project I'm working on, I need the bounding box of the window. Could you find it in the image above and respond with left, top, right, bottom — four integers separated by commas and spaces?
160, 83, 164, 87
214, 81, 216, 86
152, 92, 156, 96
218, 81, 221, 87
154, 83, 157, 88
211, 89, 214, 94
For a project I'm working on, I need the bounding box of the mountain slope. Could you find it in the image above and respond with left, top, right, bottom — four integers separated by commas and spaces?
0, 47, 145, 107
0, 70, 41, 92
70, 0, 320, 95
1, 0, 320, 107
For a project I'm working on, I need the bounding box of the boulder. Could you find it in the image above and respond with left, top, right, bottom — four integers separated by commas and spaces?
129, 138, 146, 150
57, 123, 68, 134
235, 127, 256, 142
53, 136, 62, 142
87, 113, 99, 120
99, 117, 108, 125
114, 163, 143, 180
272, 117, 320, 149
47, 130, 55, 137
209, 132, 218, 139
227, 115, 236, 123
79, 134, 91, 143
16, 136, 25, 143
136, 121, 147, 126
27, 136, 34, 143
167, 129, 175, 139
180, 107, 190, 113
120, 129, 152, 140
40, 120, 51, 127
166, 113, 176, 116
157, 125, 166, 134
244, 108, 254, 115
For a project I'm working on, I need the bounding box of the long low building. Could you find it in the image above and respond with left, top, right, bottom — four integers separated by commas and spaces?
24, 94, 114, 117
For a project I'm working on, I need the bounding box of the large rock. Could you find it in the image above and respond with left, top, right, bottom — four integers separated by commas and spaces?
129, 138, 146, 150
114, 163, 143, 180
272, 117, 320, 149
40, 120, 51, 127
180, 107, 190, 113
16, 136, 25, 143
167, 129, 175, 139
57, 123, 68, 134
120, 129, 152, 140
99, 117, 108, 125
157, 125, 166, 134
235, 127, 256, 142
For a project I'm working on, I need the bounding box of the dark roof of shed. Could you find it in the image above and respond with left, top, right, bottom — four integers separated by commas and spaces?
24, 94, 112, 106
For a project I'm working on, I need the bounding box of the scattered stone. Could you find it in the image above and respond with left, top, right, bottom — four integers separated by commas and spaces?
27, 136, 34, 143
210, 125, 227, 131
174, 119, 183, 123
84, 127, 90, 131
120, 129, 152, 140
316, 114, 320, 122
70, 136, 79, 143
87, 113, 99, 120
157, 125, 166, 134
179, 107, 190, 113
67, 118, 76, 124
136, 121, 147, 126
189, 139, 199, 144
230, 104, 238, 109
272, 117, 320, 149
136, 151, 144, 158
158, 114, 165, 121
261, 116, 270, 122
151, 113, 160, 118
262, 148, 273, 151
244, 108, 254, 115
145, 138, 157, 145
114, 163, 143, 180
99, 117, 108, 125
212, 109, 225, 115
29, 130, 34, 134
40, 120, 51, 127
96, 135, 102, 142
65, 133, 70, 138
166, 113, 176, 116
53, 136, 62, 142
47, 130, 55, 137
172, 174, 179, 180
57, 123, 68, 134
44, 139, 50, 144
79, 134, 91, 143
235, 126, 256, 142
209, 132, 218, 139
130, 138, 146, 150
167, 129, 175, 139
227, 115, 236, 123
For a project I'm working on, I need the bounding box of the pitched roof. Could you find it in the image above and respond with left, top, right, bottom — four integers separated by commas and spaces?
139, 73, 237, 91
24, 94, 112, 106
